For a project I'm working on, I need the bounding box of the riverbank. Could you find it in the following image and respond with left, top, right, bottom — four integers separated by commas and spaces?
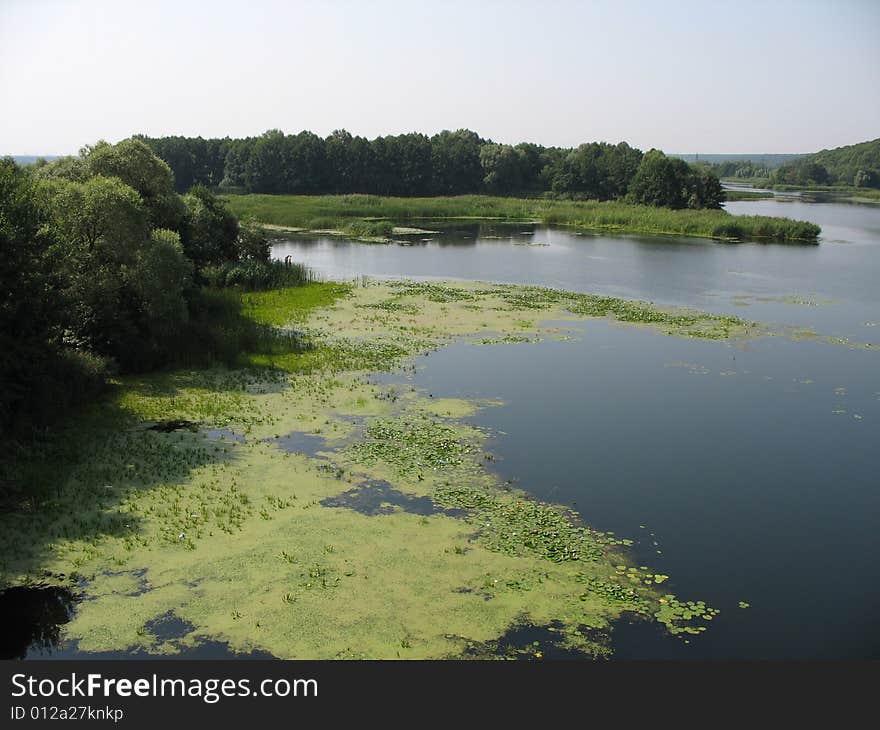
722, 189, 774, 201
226, 194, 821, 243
771, 184, 880, 204
724, 181, 880, 204
1, 280, 753, 659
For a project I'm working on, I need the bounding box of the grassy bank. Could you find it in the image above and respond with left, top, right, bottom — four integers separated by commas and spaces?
720, 177, 771, 188
723, 189, 774, 201
768, 184, 880, 203
225, 193, 821, 243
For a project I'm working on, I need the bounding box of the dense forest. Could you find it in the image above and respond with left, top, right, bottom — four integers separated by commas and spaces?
701, 160, 775, 180
127, 129, 724, 210
769, 138, 880, 188
1, 140, 308, 456
673, 153, 799, 168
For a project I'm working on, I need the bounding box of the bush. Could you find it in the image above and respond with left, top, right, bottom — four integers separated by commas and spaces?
200, 260, 313, 291
181, 184, 240, 266
236, 218, 270, 261
344, 220, 393, 238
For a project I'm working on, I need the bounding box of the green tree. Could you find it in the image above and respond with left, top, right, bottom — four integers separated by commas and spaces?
30, 155, 90, 183
221, 140, 252, 189
33, 160, 203, 371
384, 133, 433, 195
84, 139, 184, 229
325, 129, 375, 193
283, 131, 326, 193
244, 130, 287, 193
480, 144, 527, 194
139, 135, 197, 192
854, 169, 879, 188
38, 175, 147, 251
36, 175, 154, 368
0, 159, 61, 436
133, 229, 193, 342
235, 219, 270, 262
627, 150, 691, 208
430, 129, 483, 194
181, 184, 240, 267
85, 139, 175, 199
772, 161, 830, 186
687, 166, 724, 209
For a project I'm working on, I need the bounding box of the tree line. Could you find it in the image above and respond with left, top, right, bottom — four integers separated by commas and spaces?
703, 160, 774, 180
132, 129, 723, 209
1, 139, 299, 449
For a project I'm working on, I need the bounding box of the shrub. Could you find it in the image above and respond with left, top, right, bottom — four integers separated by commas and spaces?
200, 260, 313, 291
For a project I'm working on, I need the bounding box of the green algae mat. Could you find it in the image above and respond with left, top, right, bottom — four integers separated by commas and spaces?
1, 280, 756, 659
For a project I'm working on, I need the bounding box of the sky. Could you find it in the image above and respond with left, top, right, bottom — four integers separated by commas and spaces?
1, 0, 878, 155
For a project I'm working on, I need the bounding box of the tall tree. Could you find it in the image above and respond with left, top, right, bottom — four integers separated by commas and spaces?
430, 129, 483, 194
0, 159, 61, 436
627, 150, 691, 209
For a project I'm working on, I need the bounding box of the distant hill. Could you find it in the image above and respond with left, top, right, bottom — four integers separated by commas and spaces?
803, 138, 880, 186
771, 138, 880, 188
671, 153, 801, 169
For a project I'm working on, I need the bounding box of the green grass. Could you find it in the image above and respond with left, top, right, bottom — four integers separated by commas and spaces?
723, 190, 774, 201
238, 283, 413, 374
225, 193, 821, 243
720, 177, 771, 187
341, 220, 394, 239
200, 260, 314, 290
240, 282, 352, 327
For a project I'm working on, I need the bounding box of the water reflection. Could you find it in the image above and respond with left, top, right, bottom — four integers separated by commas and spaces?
0, 585, 77, 659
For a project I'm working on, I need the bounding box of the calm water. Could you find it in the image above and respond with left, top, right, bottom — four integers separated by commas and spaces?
271, 200, 880, 342
379, 325, 879, 659
277, 199, 880, 659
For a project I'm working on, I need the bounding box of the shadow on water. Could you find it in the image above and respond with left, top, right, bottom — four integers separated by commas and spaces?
321, 479, 465, 517
148, 420, 246, 443
458, 620, 607, 660
265, 430, 331, 458
148, 419, 199, 433
0, 393, 274, 660
0, 586, 277, 660
0, 584, 78, 659
91, 568, 151, 598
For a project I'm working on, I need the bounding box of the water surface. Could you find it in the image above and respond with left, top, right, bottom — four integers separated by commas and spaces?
378, 323, 879, 659
280, 198, 879, 659
272, 200, 880, 343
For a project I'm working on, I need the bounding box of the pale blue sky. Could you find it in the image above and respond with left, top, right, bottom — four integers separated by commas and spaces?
1, 0, 878, 155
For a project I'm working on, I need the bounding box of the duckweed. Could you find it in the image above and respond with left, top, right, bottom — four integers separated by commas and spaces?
1, 278, 753, 659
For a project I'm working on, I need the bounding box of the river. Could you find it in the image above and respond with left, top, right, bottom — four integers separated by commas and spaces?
271, 200, 880, 659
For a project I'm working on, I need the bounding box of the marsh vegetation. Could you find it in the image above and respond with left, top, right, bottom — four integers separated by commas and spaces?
2, 274, 761, 659
228, 193, 820, 243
